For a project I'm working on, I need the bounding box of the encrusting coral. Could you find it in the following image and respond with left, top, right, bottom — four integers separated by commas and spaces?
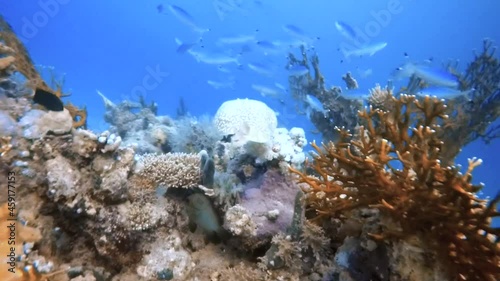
290, 94, 500, 281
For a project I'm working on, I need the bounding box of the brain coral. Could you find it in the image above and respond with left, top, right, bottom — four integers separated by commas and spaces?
213, 98, 277, 144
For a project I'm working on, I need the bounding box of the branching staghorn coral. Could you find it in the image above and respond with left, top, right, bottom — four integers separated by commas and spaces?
287, 46, 363, 142
0, 16, 87, 128
290, 94, 500, 281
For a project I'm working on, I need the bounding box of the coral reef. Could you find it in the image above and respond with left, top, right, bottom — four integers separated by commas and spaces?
290, 94, 500, 281
2, 14, 500, 281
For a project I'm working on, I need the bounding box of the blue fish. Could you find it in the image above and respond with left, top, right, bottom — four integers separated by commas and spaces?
174, 38, 197, 54
305, 94, 328, 118
256, 40, 279, 50
394, 62, 459, 88
168, 5, 209, 33
283, 24, 314, 44
417, 87, 474, 99
335, 21, 357, 42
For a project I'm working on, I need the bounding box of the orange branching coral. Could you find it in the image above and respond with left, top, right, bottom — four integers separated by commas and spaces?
65, 102, 88, 128
290, 94, 500, 281
0, 16, 87, 128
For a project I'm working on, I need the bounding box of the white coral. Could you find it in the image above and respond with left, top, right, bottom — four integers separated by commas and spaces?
252, 127, 307, 167
213, 98, 277, 145
224, 204, 257, 237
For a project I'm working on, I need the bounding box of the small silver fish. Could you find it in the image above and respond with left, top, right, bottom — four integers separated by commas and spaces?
342, 42, 387, 58
305, 94, 328, 118
394, 62, 459, 88
251, 84, 280, 97
217, 34, 256, 45
282, 24, 314, 44
417, 87, 474, 99
335, 21, 358, 42
287, 65, 309, 77
168, 5, 209, 33
207, 80, 235, 89
174, 38, 197, 54
189, 50, 240, 65
248, 62, 273, 76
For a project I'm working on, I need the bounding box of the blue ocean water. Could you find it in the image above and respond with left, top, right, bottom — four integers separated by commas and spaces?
1, 0, 499, 222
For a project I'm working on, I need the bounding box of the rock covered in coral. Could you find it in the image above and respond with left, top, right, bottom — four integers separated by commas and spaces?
19, 108, 73, 139
136, 230, 193, 280
251, 127, 307, 166
0, 109, 17, 135
99, 90, 173, 154
224, 204, 257, 237
168, 116, 221, 154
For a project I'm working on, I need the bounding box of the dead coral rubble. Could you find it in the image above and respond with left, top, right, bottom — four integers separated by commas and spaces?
290, 94, 500, 281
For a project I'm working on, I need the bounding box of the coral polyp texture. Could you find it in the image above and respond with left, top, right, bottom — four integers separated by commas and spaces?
133, 152, 202, 189
213, 98, 278, 144
290, 94, 500, 281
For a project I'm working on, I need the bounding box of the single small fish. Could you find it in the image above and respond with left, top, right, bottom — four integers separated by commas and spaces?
251, 84, 280, 97
207, 80, 235, 89
33, 88, 64, 111
341, 90, 370, 101
248, 62, 273, 76
255, 40, 280, 54
342, 42, 387, 58
357, 68, 373, 78
394, 62, 459, 88
305, 94, 327, 116
174, 38, 197, 54
168, 5, 209, 33
287, 64, 309, 76
283, 24, 314, 44
189, 50, 240, 65
217, 34, 256, 45
186, 193, 228, 242
335, 21, 358, 42
274, 82, 287, 92
417, 87, 474, 99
